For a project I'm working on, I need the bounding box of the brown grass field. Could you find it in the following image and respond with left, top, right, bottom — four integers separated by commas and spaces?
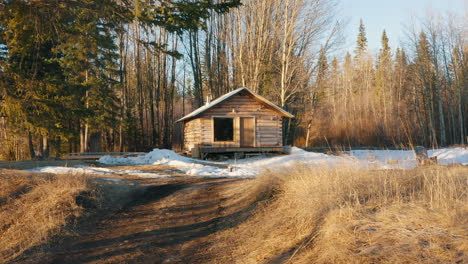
208, 165, 468, 263
0, 170, 90, 262
0, 164, 466, 263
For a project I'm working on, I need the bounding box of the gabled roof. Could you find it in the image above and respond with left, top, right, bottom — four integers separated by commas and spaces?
176, 87, 294, 122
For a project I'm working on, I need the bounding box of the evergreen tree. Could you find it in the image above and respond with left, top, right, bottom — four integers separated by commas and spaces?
377, 30, 391, 67
394, 47, 408, 99
344, 52, 353, 69
354, 19, 368, 58
316, 47, 329, 90
313, 46, 329, 106
415, 31, 437, 146
374, 30, 394, 137
375, 30, 393, 94
0, 0, 132, 157
0, 0, 241, 156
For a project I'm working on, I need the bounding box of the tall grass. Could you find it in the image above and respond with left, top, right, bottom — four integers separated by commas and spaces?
0, 170, 90, 262
210, 165, 467, 263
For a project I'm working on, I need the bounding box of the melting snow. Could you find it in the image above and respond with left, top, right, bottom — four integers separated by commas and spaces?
349, 148, 468, 169
28, 147, 467, 178
97, 147, 467, 178
29, 166, 169, 178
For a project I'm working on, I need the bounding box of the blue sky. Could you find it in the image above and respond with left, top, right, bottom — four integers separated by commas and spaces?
340, 0, 467, 54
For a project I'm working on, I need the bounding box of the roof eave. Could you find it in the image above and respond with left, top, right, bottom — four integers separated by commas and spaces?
175, 87, 294, 122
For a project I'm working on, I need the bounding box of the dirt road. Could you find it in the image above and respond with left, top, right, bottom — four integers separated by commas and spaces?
11, 165, 254, 264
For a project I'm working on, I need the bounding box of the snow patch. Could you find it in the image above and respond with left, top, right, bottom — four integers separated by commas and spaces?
98, 147, 468, 177
29, 166, 169, 178
98, 147, 356, 178
429, 148, 468, 165
348, 147, 468, 169
29, 147, 467, 179
98, 149, 194, 165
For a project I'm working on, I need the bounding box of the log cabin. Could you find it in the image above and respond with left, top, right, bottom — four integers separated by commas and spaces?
176, 87, 294, 158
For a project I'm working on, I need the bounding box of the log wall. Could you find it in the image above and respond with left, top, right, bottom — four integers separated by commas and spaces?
183, 119, 201, 151
183, 91, 284, 151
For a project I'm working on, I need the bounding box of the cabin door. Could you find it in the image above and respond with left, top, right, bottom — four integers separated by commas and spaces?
240, 117, 255, 147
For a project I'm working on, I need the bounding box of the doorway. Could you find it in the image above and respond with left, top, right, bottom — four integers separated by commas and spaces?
240, 117, 255, 147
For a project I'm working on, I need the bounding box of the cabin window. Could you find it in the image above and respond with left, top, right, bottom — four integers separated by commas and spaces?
214, 118, 234, 141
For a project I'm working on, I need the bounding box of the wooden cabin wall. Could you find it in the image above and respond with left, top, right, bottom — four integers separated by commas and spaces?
195, 93, 283, 147
183, 119, 201, 151
256, 116, 282, 146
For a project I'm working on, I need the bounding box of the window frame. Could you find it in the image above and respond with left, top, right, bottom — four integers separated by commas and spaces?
210, 115, 257, 147
212, 117, 235, 142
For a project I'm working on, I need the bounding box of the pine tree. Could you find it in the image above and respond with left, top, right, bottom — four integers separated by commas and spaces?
316, 47, 329, 95
377, 30, 391, 67
354, 19, 368, 58
344, 52, 353, 69
415, 31, 437, 146
312, 46, 329, 111
0, 0, 129, 156
0, 0, 242, 157
343, 51, 353, 112
329, 56, 340, 114
374, 30, 394, 139
394, 47, 408, 99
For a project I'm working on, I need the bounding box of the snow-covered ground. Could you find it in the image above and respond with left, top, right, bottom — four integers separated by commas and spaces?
29, 166, 169, 178
29, 147, 468, 178
349, 148, 468, 169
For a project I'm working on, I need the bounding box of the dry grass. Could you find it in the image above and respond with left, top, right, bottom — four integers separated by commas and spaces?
0, 170, 90, 262
209, 165, 468, 263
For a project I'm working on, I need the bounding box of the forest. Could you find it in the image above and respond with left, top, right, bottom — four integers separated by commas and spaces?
0, 0, 467, 160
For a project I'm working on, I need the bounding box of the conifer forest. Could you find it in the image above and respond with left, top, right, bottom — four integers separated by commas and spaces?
0, 0, 467, 160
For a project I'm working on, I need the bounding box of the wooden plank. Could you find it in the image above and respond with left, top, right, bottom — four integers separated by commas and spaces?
257, 128, 279, 132
200, 147, 285, 153
257, 135, 280, 138
234, 117, 240, 146
259, 140, 280, 144
256, 119, 279, 123
240, 117, 255, 147
257, 128, 278, 131
201, 112, 271, 116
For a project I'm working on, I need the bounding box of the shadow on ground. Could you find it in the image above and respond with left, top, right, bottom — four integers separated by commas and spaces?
12, 177, 257, 264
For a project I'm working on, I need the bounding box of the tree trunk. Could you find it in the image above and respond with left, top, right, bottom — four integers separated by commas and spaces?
43, 136, 49, 159
28, 132, 35, 159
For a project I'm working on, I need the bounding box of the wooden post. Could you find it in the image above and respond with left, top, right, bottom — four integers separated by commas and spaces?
191, 144, 200, 159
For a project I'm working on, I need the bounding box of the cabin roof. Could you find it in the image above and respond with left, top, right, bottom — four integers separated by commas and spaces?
176, 87, 294, 122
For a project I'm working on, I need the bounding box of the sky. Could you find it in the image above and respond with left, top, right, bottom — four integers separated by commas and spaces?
340, 0, 467, 54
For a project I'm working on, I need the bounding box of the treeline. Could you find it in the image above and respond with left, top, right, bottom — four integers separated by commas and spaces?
0, 0, 241, 159
0, 0, 466, 160
307, 19, 467, 148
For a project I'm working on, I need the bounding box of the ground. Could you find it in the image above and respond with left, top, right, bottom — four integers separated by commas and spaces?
1, 147, 467, 263
6, 164, 253, 264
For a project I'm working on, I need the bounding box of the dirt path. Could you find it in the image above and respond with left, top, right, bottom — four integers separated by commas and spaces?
13, 167, 253, 264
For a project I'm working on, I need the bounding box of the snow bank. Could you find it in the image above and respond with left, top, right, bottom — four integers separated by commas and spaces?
349, 147, 468, 169
98, 149, 251, 177
97, 147, 356, 178
98, 147, 467, 177
235, 147, 355, 173
29, 166, 169, 178
349, 149, 416, 169
429, 148, 468, 165
98, 149, 193, 165
30, 147, 467, 179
